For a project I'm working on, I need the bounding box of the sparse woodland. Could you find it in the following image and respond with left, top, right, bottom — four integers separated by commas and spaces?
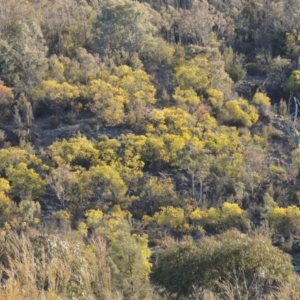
1, 0, 300, 299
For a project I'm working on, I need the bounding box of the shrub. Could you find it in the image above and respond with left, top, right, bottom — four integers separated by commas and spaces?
269, 164, 288, 181
223, 46, 246, 82
144, 206, 185, 230
253, 92, 271, 107
269, 205, 300, 236
206, 88, 224, 109
154, 230, 293, 299
224, 98, 259, 127
189, 202, 246, 233
6, 162, 46, 201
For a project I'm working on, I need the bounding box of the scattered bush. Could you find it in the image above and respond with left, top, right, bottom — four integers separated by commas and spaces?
269, 205, 300, 237
223, 98, 259, 127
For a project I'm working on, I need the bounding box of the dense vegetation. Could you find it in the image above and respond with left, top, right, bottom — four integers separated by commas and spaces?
1, 0, 300, 299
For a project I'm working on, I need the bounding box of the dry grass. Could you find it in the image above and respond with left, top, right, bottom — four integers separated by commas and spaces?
0, 230, 122, 300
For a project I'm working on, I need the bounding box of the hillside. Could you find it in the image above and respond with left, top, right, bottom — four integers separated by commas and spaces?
0, 0, 300, 299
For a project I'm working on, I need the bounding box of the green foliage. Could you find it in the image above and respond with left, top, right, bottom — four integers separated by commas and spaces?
162, 133, 186, 166
142, 134, 167, 165
175, 56, 210, 92
224, 98, 259, 127
144, 206, 185, 229
47, 55, 66, 83
267, 56, 292, 90
31, 80, 80, 114
285, 70, 300, 95
139, 177, 178, 213
117, 65, 156, 125
77, 222, 88, 236
269, 205, 300, 236
0, 83, 14, 122
0, 147, 41, 172
206, 88, 224, 109
140, 36, 175, 69
252, 92, 272, 118
0, 1, 299, 297
172, 87, 200, 113
75, 47, 102, 83
86, 79, 128, 126
48, 136, 99, 168
0, 178, 13, 223
0, 177, 10, 194
189, 202, 246, 232
154, 230, 293, 299
223, 46, 246, 82
6, 162, 45, 201
18, 200, 41, 223
203, 130, 231, 153
203, 126, 239, 154
54, 210, 72, 222
94, 0, 170, 71
87, 165, 127, 204
147, 107, 198, 136
108, 224, 152, 299
0, 20, 48, 92
97, 137, 120, 164
94, 2, 152, 56
0, 178, 41, 229
269, 164, 288, 181
115, 133, 146, 185
83, 206, 153, 299
253, 92, 271, 107
210, 152, 244, 180
86, 65, 156, 126
220, 202, 245, 228
85, 209, 103, 228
